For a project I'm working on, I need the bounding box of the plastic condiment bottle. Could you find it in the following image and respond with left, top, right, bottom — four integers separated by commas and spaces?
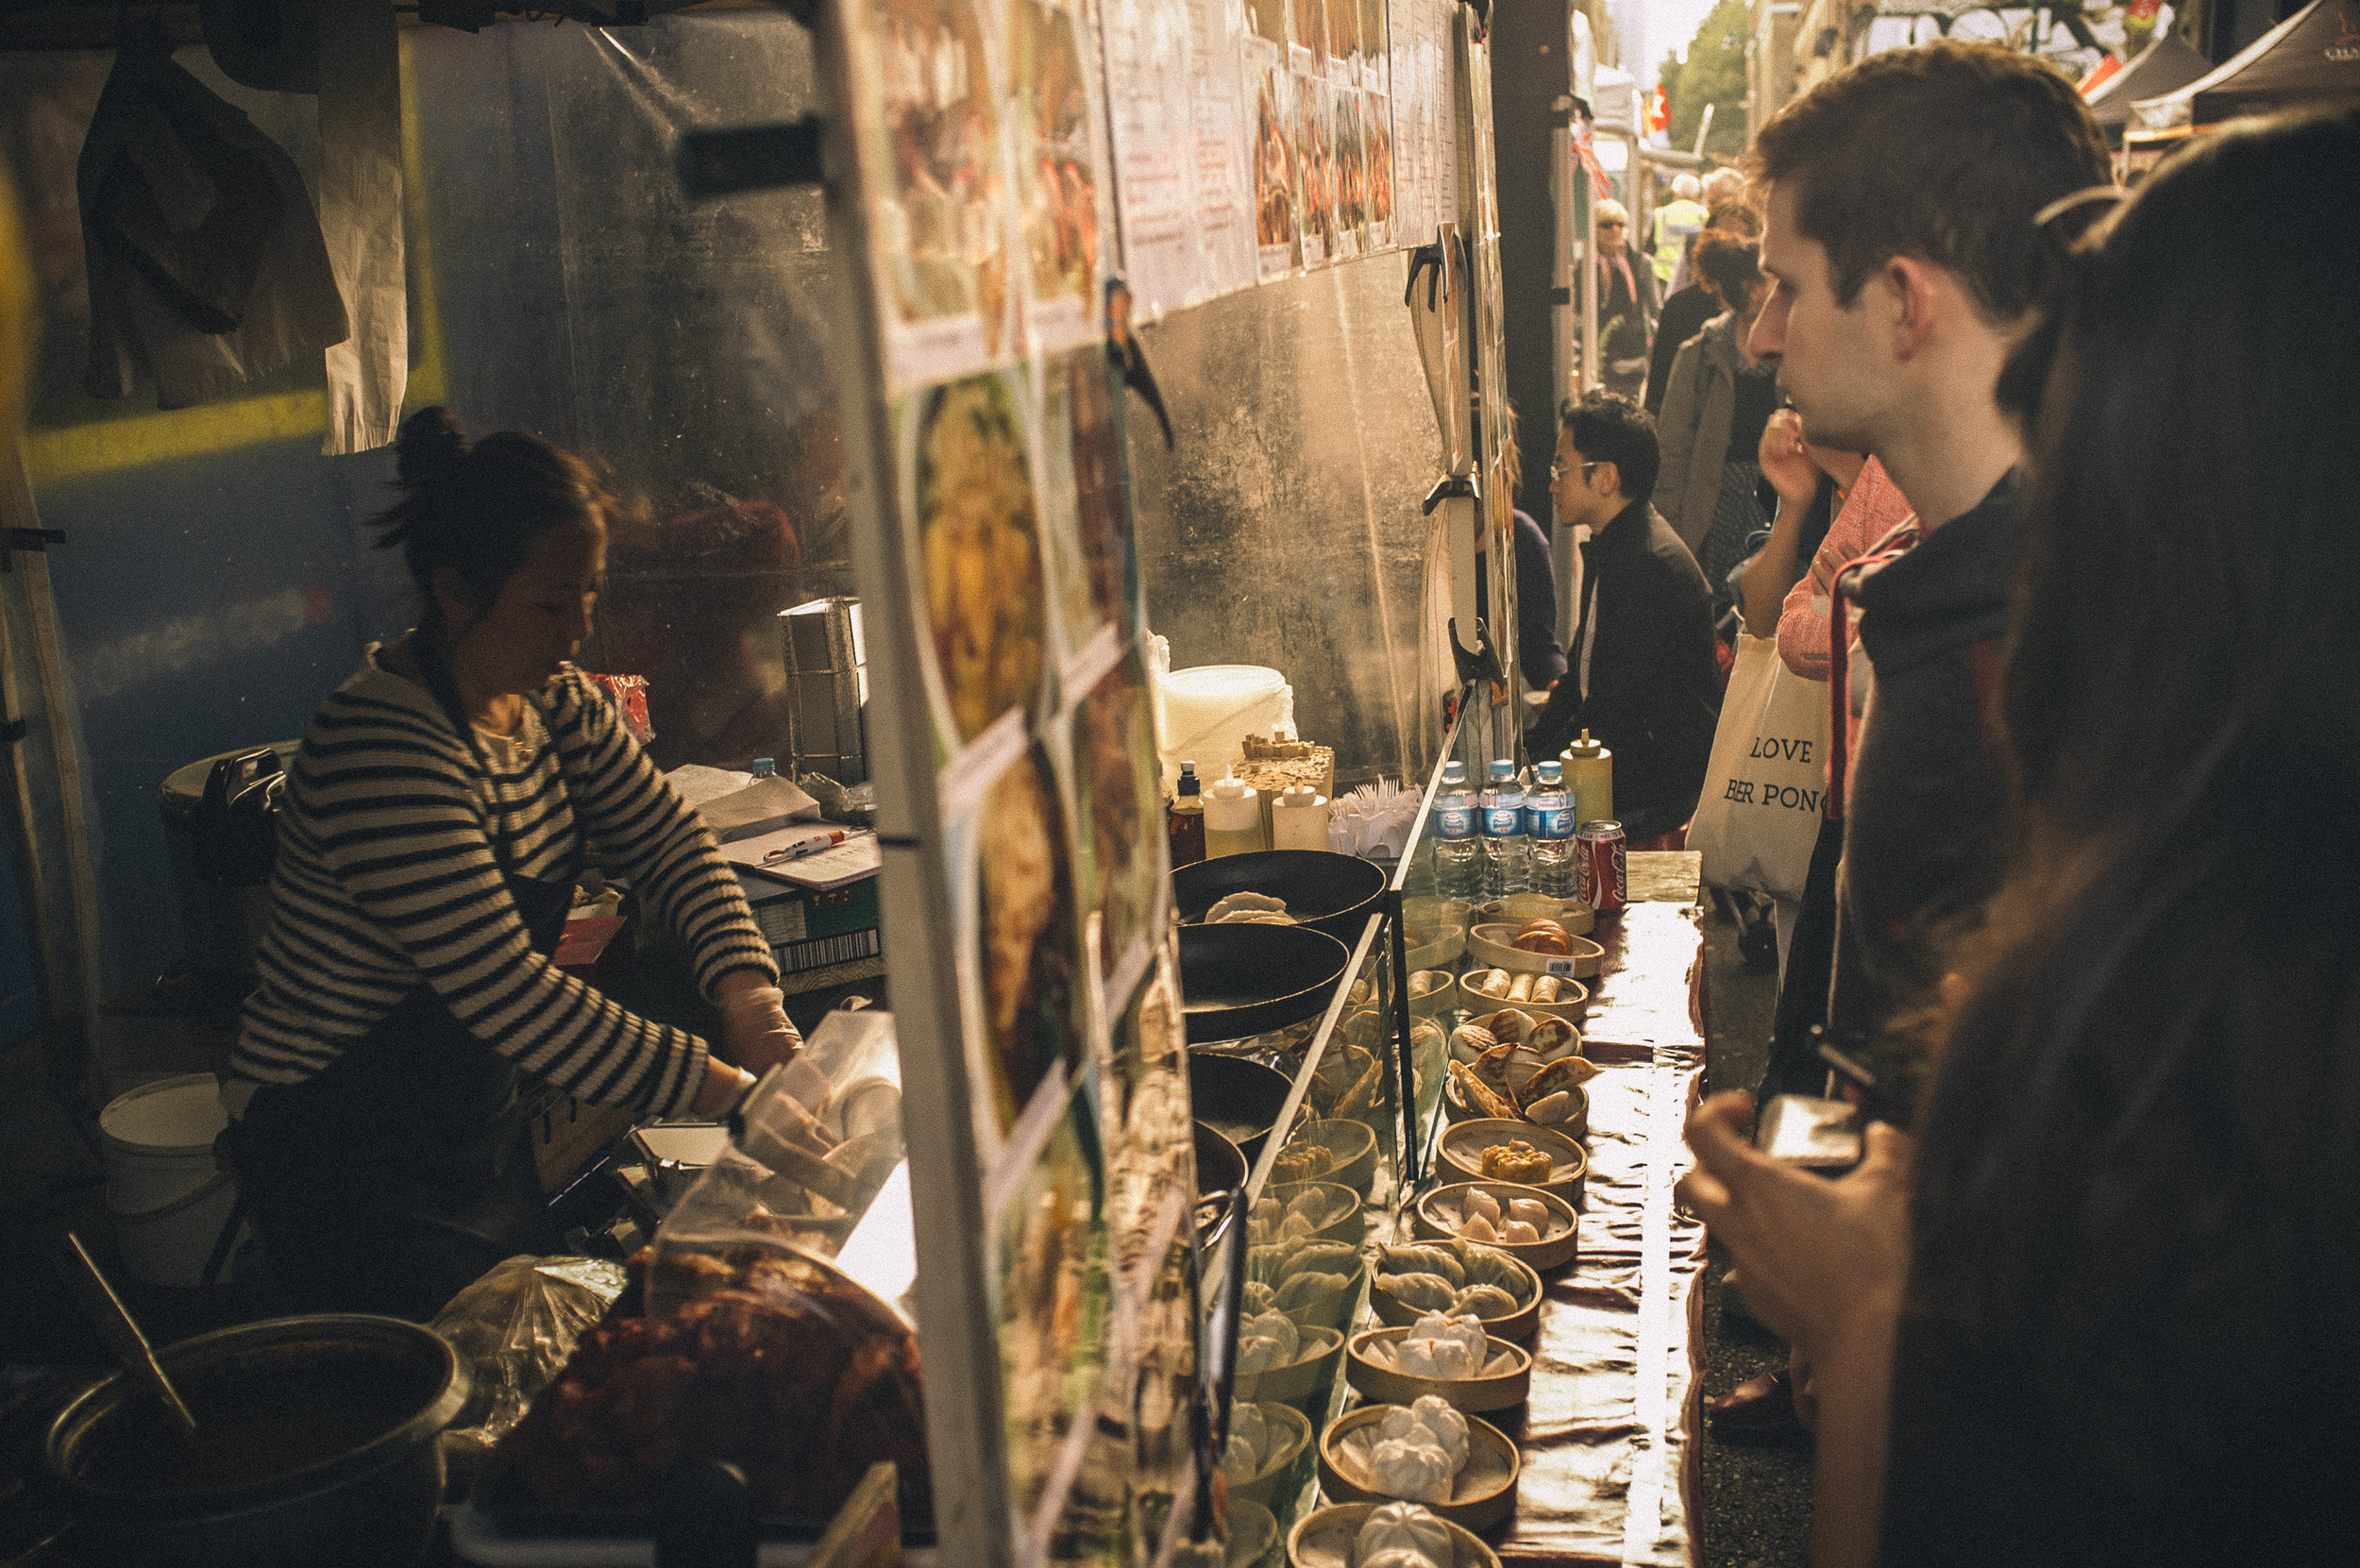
1271, 784, 1330, 851
1561, 730, 1614, 830
1203, 771, 1266, 859
1168, 761, 1206, 868
750, 757, 776, 779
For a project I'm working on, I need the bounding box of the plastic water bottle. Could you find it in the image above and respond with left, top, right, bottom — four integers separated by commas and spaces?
1480, 759, 1528, 896
1526, 760, 1576, 897
1430, 761, 1479, 897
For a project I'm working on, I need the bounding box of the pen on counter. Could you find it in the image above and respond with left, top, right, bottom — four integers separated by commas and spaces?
763, 830, 846, 865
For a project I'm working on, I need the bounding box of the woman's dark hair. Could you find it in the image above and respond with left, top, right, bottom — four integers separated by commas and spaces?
1693, 229, 1760, 304
1887, 106, 2360, 1563
372, 408, 613, 623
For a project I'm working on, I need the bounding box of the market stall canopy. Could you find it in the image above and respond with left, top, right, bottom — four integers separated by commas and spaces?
2085, 34, 2212, 134
2131, 0, 2360, 134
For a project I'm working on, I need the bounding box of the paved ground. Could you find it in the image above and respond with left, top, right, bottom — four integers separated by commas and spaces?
1694, 896, 1816, 1568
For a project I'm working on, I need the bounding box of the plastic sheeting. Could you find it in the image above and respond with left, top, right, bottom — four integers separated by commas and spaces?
406, 14, 847, 770
1125, 256, 1445, 790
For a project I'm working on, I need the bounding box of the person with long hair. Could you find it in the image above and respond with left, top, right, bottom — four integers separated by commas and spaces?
225, 408, 801, 1321
1680, 104, 2360, 1567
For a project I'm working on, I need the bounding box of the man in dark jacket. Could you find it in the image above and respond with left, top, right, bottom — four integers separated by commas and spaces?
1530, 392, 1721, 841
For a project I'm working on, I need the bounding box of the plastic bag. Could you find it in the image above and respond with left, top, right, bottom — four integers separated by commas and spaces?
583, 671, 654, 745
430, 1255, 627, 1467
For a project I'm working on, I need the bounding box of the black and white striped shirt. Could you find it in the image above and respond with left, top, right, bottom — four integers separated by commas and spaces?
234, 648, 776, 1118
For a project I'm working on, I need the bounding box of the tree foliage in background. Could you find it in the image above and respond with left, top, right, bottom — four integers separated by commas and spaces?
1658, 0, 1751, 159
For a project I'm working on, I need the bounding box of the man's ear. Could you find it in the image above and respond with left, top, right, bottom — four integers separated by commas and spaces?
1594, 460, 1620, 502
1883, 255, 1944, 362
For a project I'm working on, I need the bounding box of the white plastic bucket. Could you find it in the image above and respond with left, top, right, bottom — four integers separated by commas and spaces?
99, 1073, 238, 1288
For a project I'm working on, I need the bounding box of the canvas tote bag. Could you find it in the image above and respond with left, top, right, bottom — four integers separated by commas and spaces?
1688, 632, 1831, 901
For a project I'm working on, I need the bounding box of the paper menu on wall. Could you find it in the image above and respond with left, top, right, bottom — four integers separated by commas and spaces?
1101, 0, 1207, 318
1188, 0, 1257, 296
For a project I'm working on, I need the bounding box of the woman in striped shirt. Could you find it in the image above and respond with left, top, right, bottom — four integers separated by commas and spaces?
226, 408, 797, 1320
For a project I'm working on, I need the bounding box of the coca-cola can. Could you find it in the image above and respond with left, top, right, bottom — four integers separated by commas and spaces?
1576, 820, 1627, 913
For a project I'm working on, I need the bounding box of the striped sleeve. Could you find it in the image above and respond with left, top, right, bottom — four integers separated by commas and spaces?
545, 675, 778, 997
243, 682, 714, 1117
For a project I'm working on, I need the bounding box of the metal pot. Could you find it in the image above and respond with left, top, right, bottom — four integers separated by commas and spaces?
42, 1314, 468, 1568
157, 743, 296, 980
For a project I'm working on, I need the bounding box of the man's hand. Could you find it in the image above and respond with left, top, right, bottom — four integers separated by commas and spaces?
1677, 1092, 1913, 1365
1759, 408, 1820, 510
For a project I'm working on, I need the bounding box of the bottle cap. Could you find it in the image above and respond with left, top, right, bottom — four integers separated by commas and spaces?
1563, 731, 1606, 761
1489, 759, 1514, 781
1441, 760, 1466, 784
1537, 761, 1562, 783
1207, 775, 1255, 801
750, 758, 776, 777
1178, 761, 1201, 797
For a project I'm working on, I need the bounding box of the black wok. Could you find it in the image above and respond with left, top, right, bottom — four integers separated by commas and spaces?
1174, 922, 1348, 1043
1172, 850, 1388, 943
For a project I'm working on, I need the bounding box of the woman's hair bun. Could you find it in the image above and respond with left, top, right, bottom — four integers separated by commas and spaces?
395, 406, 469, 487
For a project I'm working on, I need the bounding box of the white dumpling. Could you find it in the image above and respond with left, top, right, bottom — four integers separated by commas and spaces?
1462, 1189, 1502, 1224
1408, 1396, 1470, 1472
1459, 1214, 1498, 1243
1368, 1436, 1454, 1504
1242, 1308, 1299, 1365
1280, 1210, 1316, 1240
1222, 1404, 1269, 1480
1352, 1502, 1453, 1568
1421, 1312, 1489, 1364
1506, 1198, 1548, 1228
1502, 1220, 1542, 1244
1285, 1189, 1331, 1228
1395, 1327, 1479, 1379
1236, 1335, 1284, 1374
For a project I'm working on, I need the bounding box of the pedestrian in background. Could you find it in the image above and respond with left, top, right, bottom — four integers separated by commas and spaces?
1594, 199, 1659, 399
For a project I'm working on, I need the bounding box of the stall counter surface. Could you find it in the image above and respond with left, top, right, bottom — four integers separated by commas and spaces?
1319, 854, 1710, 1568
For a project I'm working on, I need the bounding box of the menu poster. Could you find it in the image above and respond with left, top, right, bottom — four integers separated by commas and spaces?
859, 0, 1015, 390
993, 1091, 1111, 1568
1101, 0, 1208, 317
1011, 0, 1112, 357
1359, 0, 1389, 92
1037, 347, 1140, 675
902, 369, 1055, 782
1330, 85, 1365, 260
1249, 42, 1299, 276
1363, 91, 1395, 250
1289, 0, 1323, 70
952, 736, 1089, 1155
1436, 0, 1461, 233
1188, 0, 1260, 297
1067, 647, 1166, 990
1294, 69, 1335, 264
1325, 0, 1361, 80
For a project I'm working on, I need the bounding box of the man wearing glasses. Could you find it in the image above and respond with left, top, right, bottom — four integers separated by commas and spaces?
1529, 391, 1722, 845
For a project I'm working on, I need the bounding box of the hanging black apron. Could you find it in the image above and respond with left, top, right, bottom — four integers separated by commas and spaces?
229, 639, 575, 1322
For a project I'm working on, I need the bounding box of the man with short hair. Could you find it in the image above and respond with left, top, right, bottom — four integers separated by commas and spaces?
1529, 392, 1722, 842
1745, 41, 2109, 1052
1702, 41, 2111, 1468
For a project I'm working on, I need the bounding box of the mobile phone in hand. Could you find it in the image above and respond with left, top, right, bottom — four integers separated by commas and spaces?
1814, 1026, 1916, 1132
1753, 1094, 1863, 1172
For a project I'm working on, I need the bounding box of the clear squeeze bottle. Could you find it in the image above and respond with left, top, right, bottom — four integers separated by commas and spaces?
1430, 760, 1479, 897
1204, 771, 1266, 859
1168, 761, 1206, 868
1526, 760, 1575, 897
1480, 758, 1528, 896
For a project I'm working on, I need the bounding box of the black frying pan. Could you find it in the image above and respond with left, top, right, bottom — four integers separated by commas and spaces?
1172, 851, 1389, 944
1175, 922, 1348, 1043
1186, 1054, 1293, 1164
1192, 1122, 1247, 1251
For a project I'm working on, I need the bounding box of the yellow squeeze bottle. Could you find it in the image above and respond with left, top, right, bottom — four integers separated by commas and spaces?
1561, 730, 1613, 829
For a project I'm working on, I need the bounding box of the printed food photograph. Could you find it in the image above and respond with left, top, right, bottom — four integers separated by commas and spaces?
1010, 0, 1100, 309
1364, 93, 1395, 236
918, 372, 1047, 745
1295, 75, 1337, 257
1333, 87, 1368, 238
868, 0, 1006, 340
1070, 650, 1162, 980
994, 1101, 1108, 1533
1254, 61, 1298, 249
977, 745, 1086, 1128
1039, 347, 1139, 655
1290, 0, 1326, 57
